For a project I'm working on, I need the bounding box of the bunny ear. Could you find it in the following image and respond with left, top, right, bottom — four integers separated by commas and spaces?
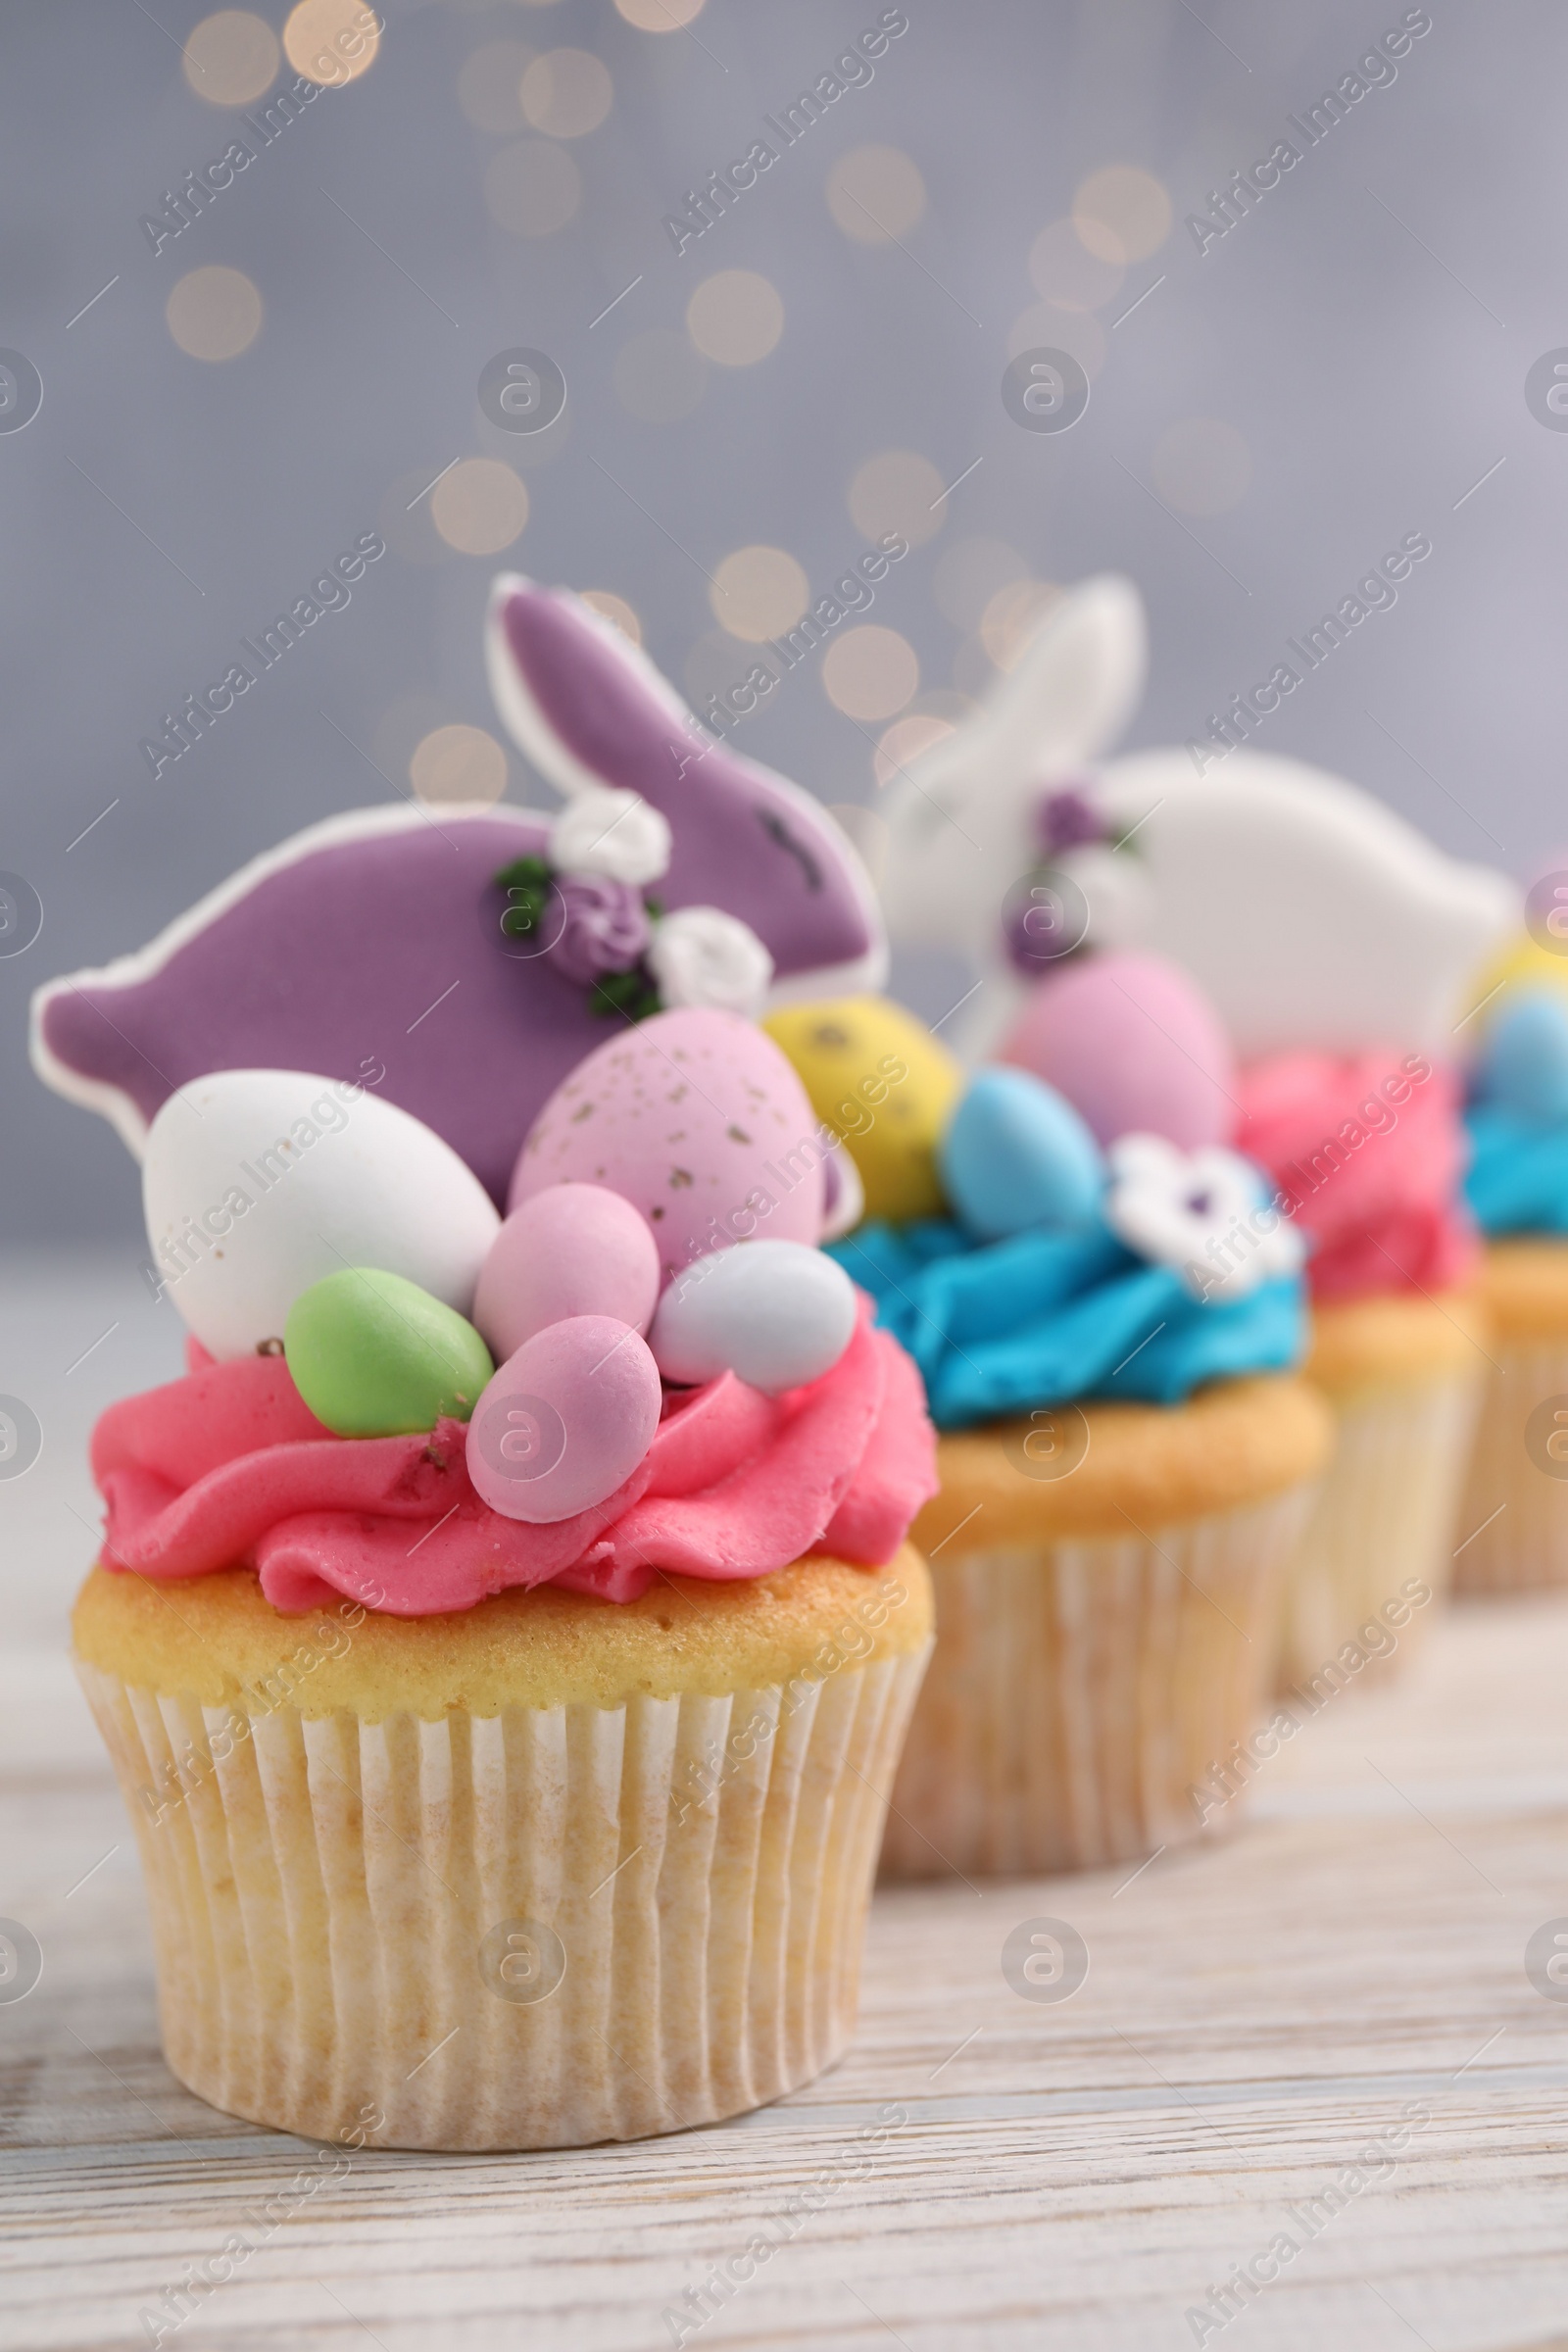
486, 575, 886, 1001
878, 574, 1146, 952
974, 572, 1148, 779
486, 573, 692, 798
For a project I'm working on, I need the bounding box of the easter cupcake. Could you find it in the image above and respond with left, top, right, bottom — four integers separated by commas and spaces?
1452, 971, 1568, 1590
800, 973, 1332, 1881
1235, 1048, 1490, 1682
33, 585, 939, 2151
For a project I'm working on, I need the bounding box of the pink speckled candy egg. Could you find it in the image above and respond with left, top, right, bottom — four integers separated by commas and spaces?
466, 1314, 662, 1525
473, 1183, 661, 1364
998, 951, 1237, 1150
509, 1008, 825, 1284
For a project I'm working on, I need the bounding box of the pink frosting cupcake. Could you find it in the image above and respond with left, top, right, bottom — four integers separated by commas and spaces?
37, 586, 940, 2152
1238, 1048, 1490, 1687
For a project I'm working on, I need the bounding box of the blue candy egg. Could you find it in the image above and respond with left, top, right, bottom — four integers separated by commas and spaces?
1479, 987, 1568, 1123
939, 1066, 1104, 1240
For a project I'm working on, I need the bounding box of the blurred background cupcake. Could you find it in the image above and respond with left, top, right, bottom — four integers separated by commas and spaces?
774, 981, 1331, 1880
1452, 928, 1568, 1592
1236, 1044, 1490, 1683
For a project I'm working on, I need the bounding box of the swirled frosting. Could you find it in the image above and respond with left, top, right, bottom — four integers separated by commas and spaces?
1237, 1050, 1476, 1301
90, 1302, 936, 1615
830, 1219, 1304, 1433
1464, 1106, 1568, 1235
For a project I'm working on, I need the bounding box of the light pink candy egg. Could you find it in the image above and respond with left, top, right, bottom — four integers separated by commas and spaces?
999, 951, 1238, 1150
466, 1315, 662, 1525
473, 1183, 661, 1364
509, 1008, 825, 1286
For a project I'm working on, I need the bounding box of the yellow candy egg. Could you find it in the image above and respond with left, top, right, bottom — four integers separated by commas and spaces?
1461, 932, 1568, 1037
761, 995, 962, 1223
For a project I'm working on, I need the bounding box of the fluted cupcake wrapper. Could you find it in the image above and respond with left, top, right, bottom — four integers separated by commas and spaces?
1454, 1338, 1568, 1592
77, 1645, 930, 2151
879, 1486, 1316, 1882
1279, 1369, 1484, 1687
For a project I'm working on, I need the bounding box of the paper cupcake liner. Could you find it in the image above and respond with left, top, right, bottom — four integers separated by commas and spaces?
1279, 1369, 1484, 1689
77, 1643, 930, 2151
1454, 1336, 1568, 1592
879, 1485, 1315, 1882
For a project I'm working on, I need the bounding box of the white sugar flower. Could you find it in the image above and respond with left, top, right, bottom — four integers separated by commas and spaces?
1105, 1133, 1304, 1302
648, 906, 774, 1019
548, 787, 671, 888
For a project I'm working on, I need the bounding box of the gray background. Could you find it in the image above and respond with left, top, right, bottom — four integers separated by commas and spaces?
2, 0, 1559, 1250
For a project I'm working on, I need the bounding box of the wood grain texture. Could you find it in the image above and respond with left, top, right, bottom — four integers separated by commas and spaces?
6, 1596, 1568, 2351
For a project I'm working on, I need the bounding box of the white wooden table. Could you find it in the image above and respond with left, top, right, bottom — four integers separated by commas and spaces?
5, 1259, 1568, 2350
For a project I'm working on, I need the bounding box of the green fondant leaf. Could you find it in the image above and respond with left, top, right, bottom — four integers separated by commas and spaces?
493, 855, 552, 892
588, 968, 662, 1022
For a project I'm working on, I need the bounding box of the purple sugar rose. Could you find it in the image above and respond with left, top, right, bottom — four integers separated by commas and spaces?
1033, 786, 1106, 858
548, 875, 651, 985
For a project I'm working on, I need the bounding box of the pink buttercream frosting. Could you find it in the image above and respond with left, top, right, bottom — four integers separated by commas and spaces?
89, 1301, 937, 1615
1236, 1049, 1477, 1302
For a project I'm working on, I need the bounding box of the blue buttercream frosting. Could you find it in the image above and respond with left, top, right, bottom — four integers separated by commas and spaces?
1464, 989, 1568, 1235
1463, 1105, 1568, 1235
829, 1216, 1307, 1433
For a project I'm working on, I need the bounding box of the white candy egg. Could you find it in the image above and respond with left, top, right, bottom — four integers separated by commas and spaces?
143, 1069, 501, 1360
649, 1240, 858, 1396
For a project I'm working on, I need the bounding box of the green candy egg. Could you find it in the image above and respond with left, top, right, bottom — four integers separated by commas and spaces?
284, 1268, 494, 1438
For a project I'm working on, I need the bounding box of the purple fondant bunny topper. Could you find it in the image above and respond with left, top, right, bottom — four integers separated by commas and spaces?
30, 577, 886, 1206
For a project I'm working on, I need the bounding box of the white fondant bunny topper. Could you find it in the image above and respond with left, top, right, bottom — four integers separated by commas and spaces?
879, 574, 1518, 1059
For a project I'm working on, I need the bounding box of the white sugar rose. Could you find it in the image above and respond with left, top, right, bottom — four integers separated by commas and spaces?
548, 787, 671, 888
648, 906, 774, 1020
1105, 1133, 1304, 1302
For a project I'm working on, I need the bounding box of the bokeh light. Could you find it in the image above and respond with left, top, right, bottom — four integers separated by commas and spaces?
519, 49, 612, 137
485, 138, 581, 236
166, 266, 263, 361
457, 39, 533, 133
283, 0, 380, 86
932, 534, 1025, 629
874, 711, 956, 790
615, 0, 706, 24
1028, 219, 1124, 312
410, 723, 509, 807
980, 579, 1063, 670
826, 146, 927, 243
183, 11, 279, 105
822, 625, 919, 721
1072, 166, 1172, 265
686, 270, 784, 366
430, 458, 529, 554
710, 546, 809, 642
1150, 416, 1253, 514
613, 328, 706, 421
847, 449, 947, 551
580, 590, 642, 644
